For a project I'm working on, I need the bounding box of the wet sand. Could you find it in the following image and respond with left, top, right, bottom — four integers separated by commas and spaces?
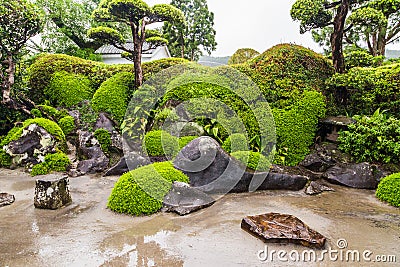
0, 168, 399, 267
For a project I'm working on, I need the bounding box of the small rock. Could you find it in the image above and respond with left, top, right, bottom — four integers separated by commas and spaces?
94, 112, 115, 132
305, 181, 335, 195
0, 193, 15, 207
163, 182, 215, 215
104, 152, 150, 176
34, 175, 72, 210
241, 213, 326, 249
300, 153, 335, 173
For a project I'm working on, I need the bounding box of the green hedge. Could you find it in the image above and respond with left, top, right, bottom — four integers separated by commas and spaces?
327, 63, 400, 117
28, 53, 188, 104
143, 130, 179, 157
91, 72, 135, 124
1, 118, 67, 152
338, 110, 400, 164
31, 152, 71, 176
376, 173, 400, 207
44, 71, 95, 107
273, 91, 326, 166
231, 151, 270, 171
107, 161, 189, 216
222, 133, 249, 153
233, 43, 334, 108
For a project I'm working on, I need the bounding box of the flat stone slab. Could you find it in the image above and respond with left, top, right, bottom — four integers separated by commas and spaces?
0, 193, 15, 207
163, 182, 215, 216
34, 175, 72, 210
241, 213, 326, 249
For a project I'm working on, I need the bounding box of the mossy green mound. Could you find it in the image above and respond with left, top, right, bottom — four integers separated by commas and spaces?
231, 151, 270, 172
376, 173, 400, 207
143, 130, 179, 157
31, 152, 71, 176
222, 133, 249, 153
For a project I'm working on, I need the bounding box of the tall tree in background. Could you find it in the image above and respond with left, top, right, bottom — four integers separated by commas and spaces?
88, 0, 185, 88
0, 0, 43, 113
163, 0, 217, 61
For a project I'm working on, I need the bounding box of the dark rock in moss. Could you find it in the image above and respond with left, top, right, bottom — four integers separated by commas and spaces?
241, 213, 326, 249
104, 152, 150, 176
94, 112, 115, 133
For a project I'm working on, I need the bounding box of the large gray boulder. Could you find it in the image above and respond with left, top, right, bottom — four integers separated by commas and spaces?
34, 175, 72, 210
173, 137, 308, 194
104, 152, 151, 176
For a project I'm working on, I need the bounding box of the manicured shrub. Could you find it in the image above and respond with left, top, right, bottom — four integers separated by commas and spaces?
143, 130, 179, 157
94, 128, 111, 154
91, 72, 135, 124
338, 110, 400, 164
376, 173, 400, 207
228, 48, 260, 65
327, 63, 400, 117
31, 152, 71, 176
28, 53, 188, 103
44, 71, 94, 107
1, 118, 67, 152
178, 136, 198, 149
231, 151, 270, 172
0, 149, 12, 168
107, 161, 189, 216
344, 50, 383, 70
222, 133, 249, 153
58, 116, 75, 135
273, 91, 326, 166
233, 43, 334, 108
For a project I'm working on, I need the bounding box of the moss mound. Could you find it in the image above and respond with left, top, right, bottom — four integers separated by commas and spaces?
31, 152, 71, 176
222, 133, 249, 153
107, 161, 189, 216
58, 116, 76, 135
376, 173, 400, 207
234, 43, 334, 108
91, 72, 135, 124
231, 151, 270, 172
178, 136, 199, 149
0, 149, 12, 168
143, 130, 179, 157
228, 48, 260, 65
94, 128, 111, 154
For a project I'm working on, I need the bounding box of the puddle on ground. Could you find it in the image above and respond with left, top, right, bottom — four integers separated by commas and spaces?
0, 169, 399, 266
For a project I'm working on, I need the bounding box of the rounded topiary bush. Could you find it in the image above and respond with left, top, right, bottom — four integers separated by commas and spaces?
31, 152, 71, 176
228, 48, 260, 65
143, 130, 179, 157
107, 161, 189, 216
0, 149, 12, 168
44, 71, 94, 107
376, 173, 400, 207
231, 151, 270, 172
58, 116, 76, 135
94, 128, 111, 154
222, 133, 249, 153
91, 72, 135, 124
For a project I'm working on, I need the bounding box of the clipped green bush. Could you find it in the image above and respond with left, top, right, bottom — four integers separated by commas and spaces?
45, 71, 94, 107
1, 118, 67, 152
107, 161, 189, 216
31, 152, 71, 176
228, 48, 260, 65
222, 133, 249, 153
91, 72, 135, 124
94, 128, 111, 154
178, 136, 198, 149
344, 50, 383, 70
376, 173, 400, 207
231, 151, 270, 171
327, 63, 400, 117
143, 130, 179, 157
28, 53, 188, 103
233, 43, 334, 108
338, 110, 400, 164
58, 116, 75, 135
0, 149, 12, 168
273, 91, 326, 166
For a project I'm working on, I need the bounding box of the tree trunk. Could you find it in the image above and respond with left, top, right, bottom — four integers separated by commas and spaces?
132, 23, 143, 88
331, 0, 349, 73
180, 31, 185, 59
377, 26, 387, 56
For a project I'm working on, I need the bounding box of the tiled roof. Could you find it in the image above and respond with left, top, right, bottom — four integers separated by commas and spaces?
95, 41, 156, 55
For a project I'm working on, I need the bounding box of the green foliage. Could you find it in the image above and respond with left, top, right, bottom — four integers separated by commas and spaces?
231, 151, 270, 172
0, 105, 28, 136
376, 173, 400, 208
222, 133, 249, 153
273, 91, 326, 166
58, 116, 75, 135
1, 118, 67, 152
228, 48, 260, 65
31, 152, 71, 176
107, 161, 189, 216
91, 72, 135, 124
338, 110, 400, 164
233, 44, 334, 108
178, 136, 198, 149
344, 50, 384, 70
0, 149, 12, 168
327, 63, 400, 117
87, 26, 125, 45
74, 102, 98, 132
163, 0, 217, 61
94, 128, 111, 154
31, 109, 42, 118
27, 53, 188, 103
45, 71, 94, 107
143, 130, 179, 157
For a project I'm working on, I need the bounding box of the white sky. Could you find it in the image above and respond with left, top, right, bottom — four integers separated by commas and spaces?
150, 0, 400, 57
